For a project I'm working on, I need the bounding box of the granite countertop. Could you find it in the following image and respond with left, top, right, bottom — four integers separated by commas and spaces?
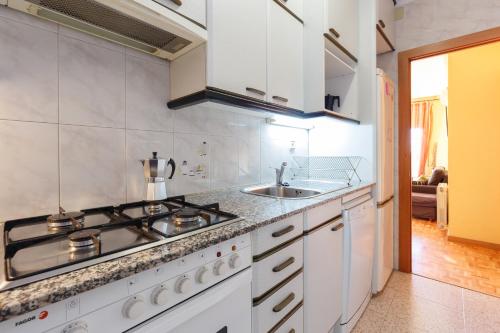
0, 181, 374, 322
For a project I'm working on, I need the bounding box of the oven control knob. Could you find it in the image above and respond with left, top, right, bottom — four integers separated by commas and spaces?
213, 259, 227, 276
175, 276, 192, 294
151, 286, 168, 306
122, 296, 146, 319
229, 253, 242, 269
62, 321, 88, 333
196, 266, 211, 284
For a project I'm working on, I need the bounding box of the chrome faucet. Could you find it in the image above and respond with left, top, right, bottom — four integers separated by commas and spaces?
275, 162, 288, 186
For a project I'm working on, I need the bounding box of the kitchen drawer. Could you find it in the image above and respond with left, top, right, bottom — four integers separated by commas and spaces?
273, 0, 303, 20
304, 199, 341, 231
342, 187, 372, 204
269, 303, 303, 333
252, 238, 303, 297
252, 213, 303, 256
253, 271, 303, 333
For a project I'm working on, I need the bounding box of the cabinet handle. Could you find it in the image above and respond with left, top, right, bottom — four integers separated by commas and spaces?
329, 28, 340, 38
272, 225, 294, 238
272, 257, 295, 272
331, 223, 344, 232
272, 95, 289, 103
246, 87, 266, 96
289, 330, 295, 333
170, 0, 182, 5
272, 293, 295, 313
379, 19, 386, 28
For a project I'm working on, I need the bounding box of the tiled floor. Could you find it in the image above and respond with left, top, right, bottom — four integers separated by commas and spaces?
353, 271, 500, 333
412, 218, 500, 297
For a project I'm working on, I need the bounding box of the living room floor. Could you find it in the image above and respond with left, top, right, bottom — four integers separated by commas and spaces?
353, 271, 500, 332
412, 218, 500, 297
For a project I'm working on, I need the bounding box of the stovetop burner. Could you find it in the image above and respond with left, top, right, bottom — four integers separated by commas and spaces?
1, 196, 240, 291
47, 211, 85, 230
68, 229, 101, 252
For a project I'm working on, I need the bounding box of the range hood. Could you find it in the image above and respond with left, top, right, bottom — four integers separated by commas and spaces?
5, 0, 207, 60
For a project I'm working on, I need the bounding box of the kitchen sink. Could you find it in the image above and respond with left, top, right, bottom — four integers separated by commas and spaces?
241, 185, 324, 199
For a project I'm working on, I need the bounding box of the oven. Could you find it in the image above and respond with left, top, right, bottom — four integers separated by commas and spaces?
130, 268, 252, 333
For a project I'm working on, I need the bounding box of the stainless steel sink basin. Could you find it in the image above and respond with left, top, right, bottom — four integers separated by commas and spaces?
241, 185, 324, 199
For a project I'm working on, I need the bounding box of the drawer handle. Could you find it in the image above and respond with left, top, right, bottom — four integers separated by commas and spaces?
273, 293, 295, 313
329, 28, 340, 38
170, 0, 182, 5
379, 19, 386, 28
331, 223, 344, 232
272, 257, 295, 273
289, 330, 295, 333
272, 95, 289, 103
246, 87, 266, 96
272, 225, 295, 238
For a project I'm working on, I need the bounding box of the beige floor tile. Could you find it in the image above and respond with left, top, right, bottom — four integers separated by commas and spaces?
463, 289, 500, 333
368, 287, 397, 314
352, 309, 385, 333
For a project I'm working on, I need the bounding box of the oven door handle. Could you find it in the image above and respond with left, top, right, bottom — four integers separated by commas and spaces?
131, 269, 251, 332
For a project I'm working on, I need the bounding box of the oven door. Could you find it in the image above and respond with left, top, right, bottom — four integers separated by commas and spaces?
130, 268, 252, 333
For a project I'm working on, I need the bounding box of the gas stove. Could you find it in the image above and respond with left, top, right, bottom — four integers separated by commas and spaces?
0, 196, 241, 291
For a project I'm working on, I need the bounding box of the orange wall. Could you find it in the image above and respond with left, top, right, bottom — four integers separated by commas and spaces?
448, 41, 500, 244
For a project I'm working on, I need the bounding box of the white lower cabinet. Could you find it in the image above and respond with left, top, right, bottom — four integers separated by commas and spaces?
252, 239, 304, 298
252, 271, 304, 333
304, 214, 344, 332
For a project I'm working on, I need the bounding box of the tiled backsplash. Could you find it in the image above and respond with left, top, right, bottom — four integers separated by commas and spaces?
0, 7, 308, 220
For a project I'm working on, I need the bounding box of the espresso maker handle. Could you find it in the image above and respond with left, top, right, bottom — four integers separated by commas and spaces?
167, 158, 176, 179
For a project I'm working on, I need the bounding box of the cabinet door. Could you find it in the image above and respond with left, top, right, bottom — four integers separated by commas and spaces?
304, 219, 343, 333
155, 0, 207, 27
377, 0, 395, 52
207, 0, 267, 100
327, 0, 358, 59
268, 0, 304, 110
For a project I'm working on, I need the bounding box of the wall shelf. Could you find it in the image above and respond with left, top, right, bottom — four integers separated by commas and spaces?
167, 87, 361, 124
325, 48, 356, 79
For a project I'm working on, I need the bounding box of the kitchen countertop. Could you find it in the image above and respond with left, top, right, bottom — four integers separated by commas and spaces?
0, 181, 374, 322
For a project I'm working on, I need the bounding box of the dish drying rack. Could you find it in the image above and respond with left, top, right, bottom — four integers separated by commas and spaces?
290, 156, 363, 185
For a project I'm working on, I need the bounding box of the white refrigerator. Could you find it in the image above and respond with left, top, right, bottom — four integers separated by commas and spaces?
372, 69, 395, 294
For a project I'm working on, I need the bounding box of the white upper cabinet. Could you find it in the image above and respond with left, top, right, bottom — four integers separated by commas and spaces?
207, 0, 267, 99
326, 0, 359, 61
155, 0, 207, 27
376, 0, 395, 54
267, 0, 304, 110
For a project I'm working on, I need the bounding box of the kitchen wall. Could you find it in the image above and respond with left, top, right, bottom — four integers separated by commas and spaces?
376, 0, 500, 267
447, 41, 500, 245
0, 6, 308, 221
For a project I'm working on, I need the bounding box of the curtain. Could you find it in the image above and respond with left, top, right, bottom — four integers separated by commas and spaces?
411, 101, 433, 176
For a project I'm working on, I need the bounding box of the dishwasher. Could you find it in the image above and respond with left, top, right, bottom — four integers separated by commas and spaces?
338, 194, 376, 333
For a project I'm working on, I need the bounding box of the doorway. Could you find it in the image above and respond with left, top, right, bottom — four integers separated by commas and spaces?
398, 27, 500, 296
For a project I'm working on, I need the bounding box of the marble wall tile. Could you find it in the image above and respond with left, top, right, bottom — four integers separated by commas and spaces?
58, 25, 125, 54
0, 120, 59, 220
210, 136, 239, 190
173, 132, 211, 195
0, 16, 58, 123
174, 104, 237, 136
0, 6, 57, 32
60, 125, 126, 210
59, 36, 126, 128
235, 114, 261, 186
126, 130, 174, 202
126, 55, 173, 132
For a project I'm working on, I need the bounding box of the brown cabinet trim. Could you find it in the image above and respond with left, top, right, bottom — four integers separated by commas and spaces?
272, 0, 304, 24
376, 24, 395, 52
323, 33, 358, 63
